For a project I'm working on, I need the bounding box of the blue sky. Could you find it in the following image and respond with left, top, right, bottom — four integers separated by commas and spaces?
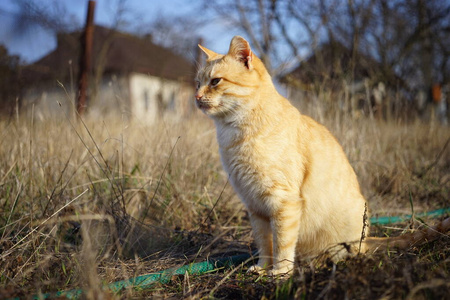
0, 0, 236, 63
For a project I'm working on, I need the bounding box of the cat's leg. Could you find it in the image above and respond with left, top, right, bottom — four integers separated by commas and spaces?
247, 212, 273, 274
270, 200, 301, 276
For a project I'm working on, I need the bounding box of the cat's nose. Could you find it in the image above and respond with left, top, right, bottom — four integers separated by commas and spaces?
195, 93, 203, 101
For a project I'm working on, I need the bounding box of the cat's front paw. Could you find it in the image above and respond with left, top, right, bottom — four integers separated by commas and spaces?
247, 264, 268, 275
269, 265, 293, 278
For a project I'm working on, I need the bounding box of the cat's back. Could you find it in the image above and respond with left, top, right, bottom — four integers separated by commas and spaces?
295, 113, 361, 192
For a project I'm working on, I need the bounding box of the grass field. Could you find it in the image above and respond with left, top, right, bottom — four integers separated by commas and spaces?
0, 102, 449, 299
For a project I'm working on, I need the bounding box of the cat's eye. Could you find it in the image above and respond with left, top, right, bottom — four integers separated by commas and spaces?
195, 81, 200, 90
210, 78, 221, 86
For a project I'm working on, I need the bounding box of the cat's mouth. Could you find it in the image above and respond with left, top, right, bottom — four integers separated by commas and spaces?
197, 100, 220, 111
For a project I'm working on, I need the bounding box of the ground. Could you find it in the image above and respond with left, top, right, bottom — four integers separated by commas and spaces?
0, 107, 449, 299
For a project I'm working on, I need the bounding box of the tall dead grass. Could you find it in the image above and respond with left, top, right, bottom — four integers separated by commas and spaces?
293, 97, 449, 215
0, 99, 448, 298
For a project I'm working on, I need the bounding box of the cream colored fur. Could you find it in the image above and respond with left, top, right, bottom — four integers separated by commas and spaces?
194, 36, 448, 276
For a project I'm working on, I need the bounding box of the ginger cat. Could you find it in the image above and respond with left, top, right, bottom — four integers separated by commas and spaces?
194, 36, 449, 276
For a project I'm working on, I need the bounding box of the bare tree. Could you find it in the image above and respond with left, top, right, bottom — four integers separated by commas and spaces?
202, 0, 274, 72
201, 0, 376, 77
136, 15, 202, 62
202, 0, 323, 76
14, 0, 80, 34
359, 0, 450, 93
204, 0, 449, 97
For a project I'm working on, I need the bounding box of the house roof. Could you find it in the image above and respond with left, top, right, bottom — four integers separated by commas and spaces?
22, 25, 194, 84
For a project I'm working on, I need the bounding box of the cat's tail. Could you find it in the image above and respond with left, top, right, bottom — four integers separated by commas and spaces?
363, 217, 450, 253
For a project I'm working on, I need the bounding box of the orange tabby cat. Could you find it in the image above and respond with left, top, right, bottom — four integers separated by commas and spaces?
194, 36, 449, 276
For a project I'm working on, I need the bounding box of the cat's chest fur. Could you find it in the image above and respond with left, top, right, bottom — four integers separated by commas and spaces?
215, 120, 301, 218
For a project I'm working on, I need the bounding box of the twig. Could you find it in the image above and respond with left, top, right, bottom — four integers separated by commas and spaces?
359, 202, 368, 253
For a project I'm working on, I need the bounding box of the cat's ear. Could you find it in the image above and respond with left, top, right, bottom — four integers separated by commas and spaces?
198, 44, 220, 61
227, 36, 253, 70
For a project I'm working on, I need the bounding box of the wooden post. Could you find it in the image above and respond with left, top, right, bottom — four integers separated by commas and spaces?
76, 0, 96, 116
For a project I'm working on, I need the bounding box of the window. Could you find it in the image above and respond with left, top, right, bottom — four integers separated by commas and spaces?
143, 90, 149, 111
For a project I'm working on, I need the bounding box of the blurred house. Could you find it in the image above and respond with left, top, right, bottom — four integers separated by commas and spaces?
20, 25, 195, 122
281, 41, 410, 120
282, 42, 379, 93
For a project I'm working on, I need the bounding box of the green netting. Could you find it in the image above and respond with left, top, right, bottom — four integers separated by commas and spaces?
369, 207, 449, 225
24, 253, 254, 300
108, 252, 254, 293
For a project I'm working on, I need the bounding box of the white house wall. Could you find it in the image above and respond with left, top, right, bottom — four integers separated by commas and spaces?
22, 83, 77, 121
89, 74, 130, 118
129, 72, 190, 124
21, 73, 194, 122
21, 76, 131, 120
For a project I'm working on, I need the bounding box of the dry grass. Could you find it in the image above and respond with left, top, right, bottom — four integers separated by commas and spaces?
0, 100, 449, 299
